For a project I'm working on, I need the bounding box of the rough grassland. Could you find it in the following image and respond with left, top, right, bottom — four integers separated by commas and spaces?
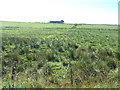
1, 21, 119, 88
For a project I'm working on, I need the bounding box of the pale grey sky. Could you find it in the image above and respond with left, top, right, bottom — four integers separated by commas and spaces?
0, 0, 119, 24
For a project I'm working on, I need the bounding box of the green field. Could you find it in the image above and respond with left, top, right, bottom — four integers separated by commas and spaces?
1, 21, 119, 88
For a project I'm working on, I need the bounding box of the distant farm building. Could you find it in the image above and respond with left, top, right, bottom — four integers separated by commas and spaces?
49, 20, 64, 23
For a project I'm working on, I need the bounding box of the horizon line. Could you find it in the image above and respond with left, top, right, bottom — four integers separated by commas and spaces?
0, 20, 118, 26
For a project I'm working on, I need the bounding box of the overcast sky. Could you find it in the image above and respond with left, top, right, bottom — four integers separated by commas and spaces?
0, 0, 119, 24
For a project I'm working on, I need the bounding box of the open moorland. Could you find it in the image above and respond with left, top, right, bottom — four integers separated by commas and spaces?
1, 21, 119, 88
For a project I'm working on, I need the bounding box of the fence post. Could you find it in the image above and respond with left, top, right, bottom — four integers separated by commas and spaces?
11, 61, 16, 88
70, 68, 73, 85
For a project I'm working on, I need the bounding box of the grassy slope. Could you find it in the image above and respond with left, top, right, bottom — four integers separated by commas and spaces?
1, 21, 119, 88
